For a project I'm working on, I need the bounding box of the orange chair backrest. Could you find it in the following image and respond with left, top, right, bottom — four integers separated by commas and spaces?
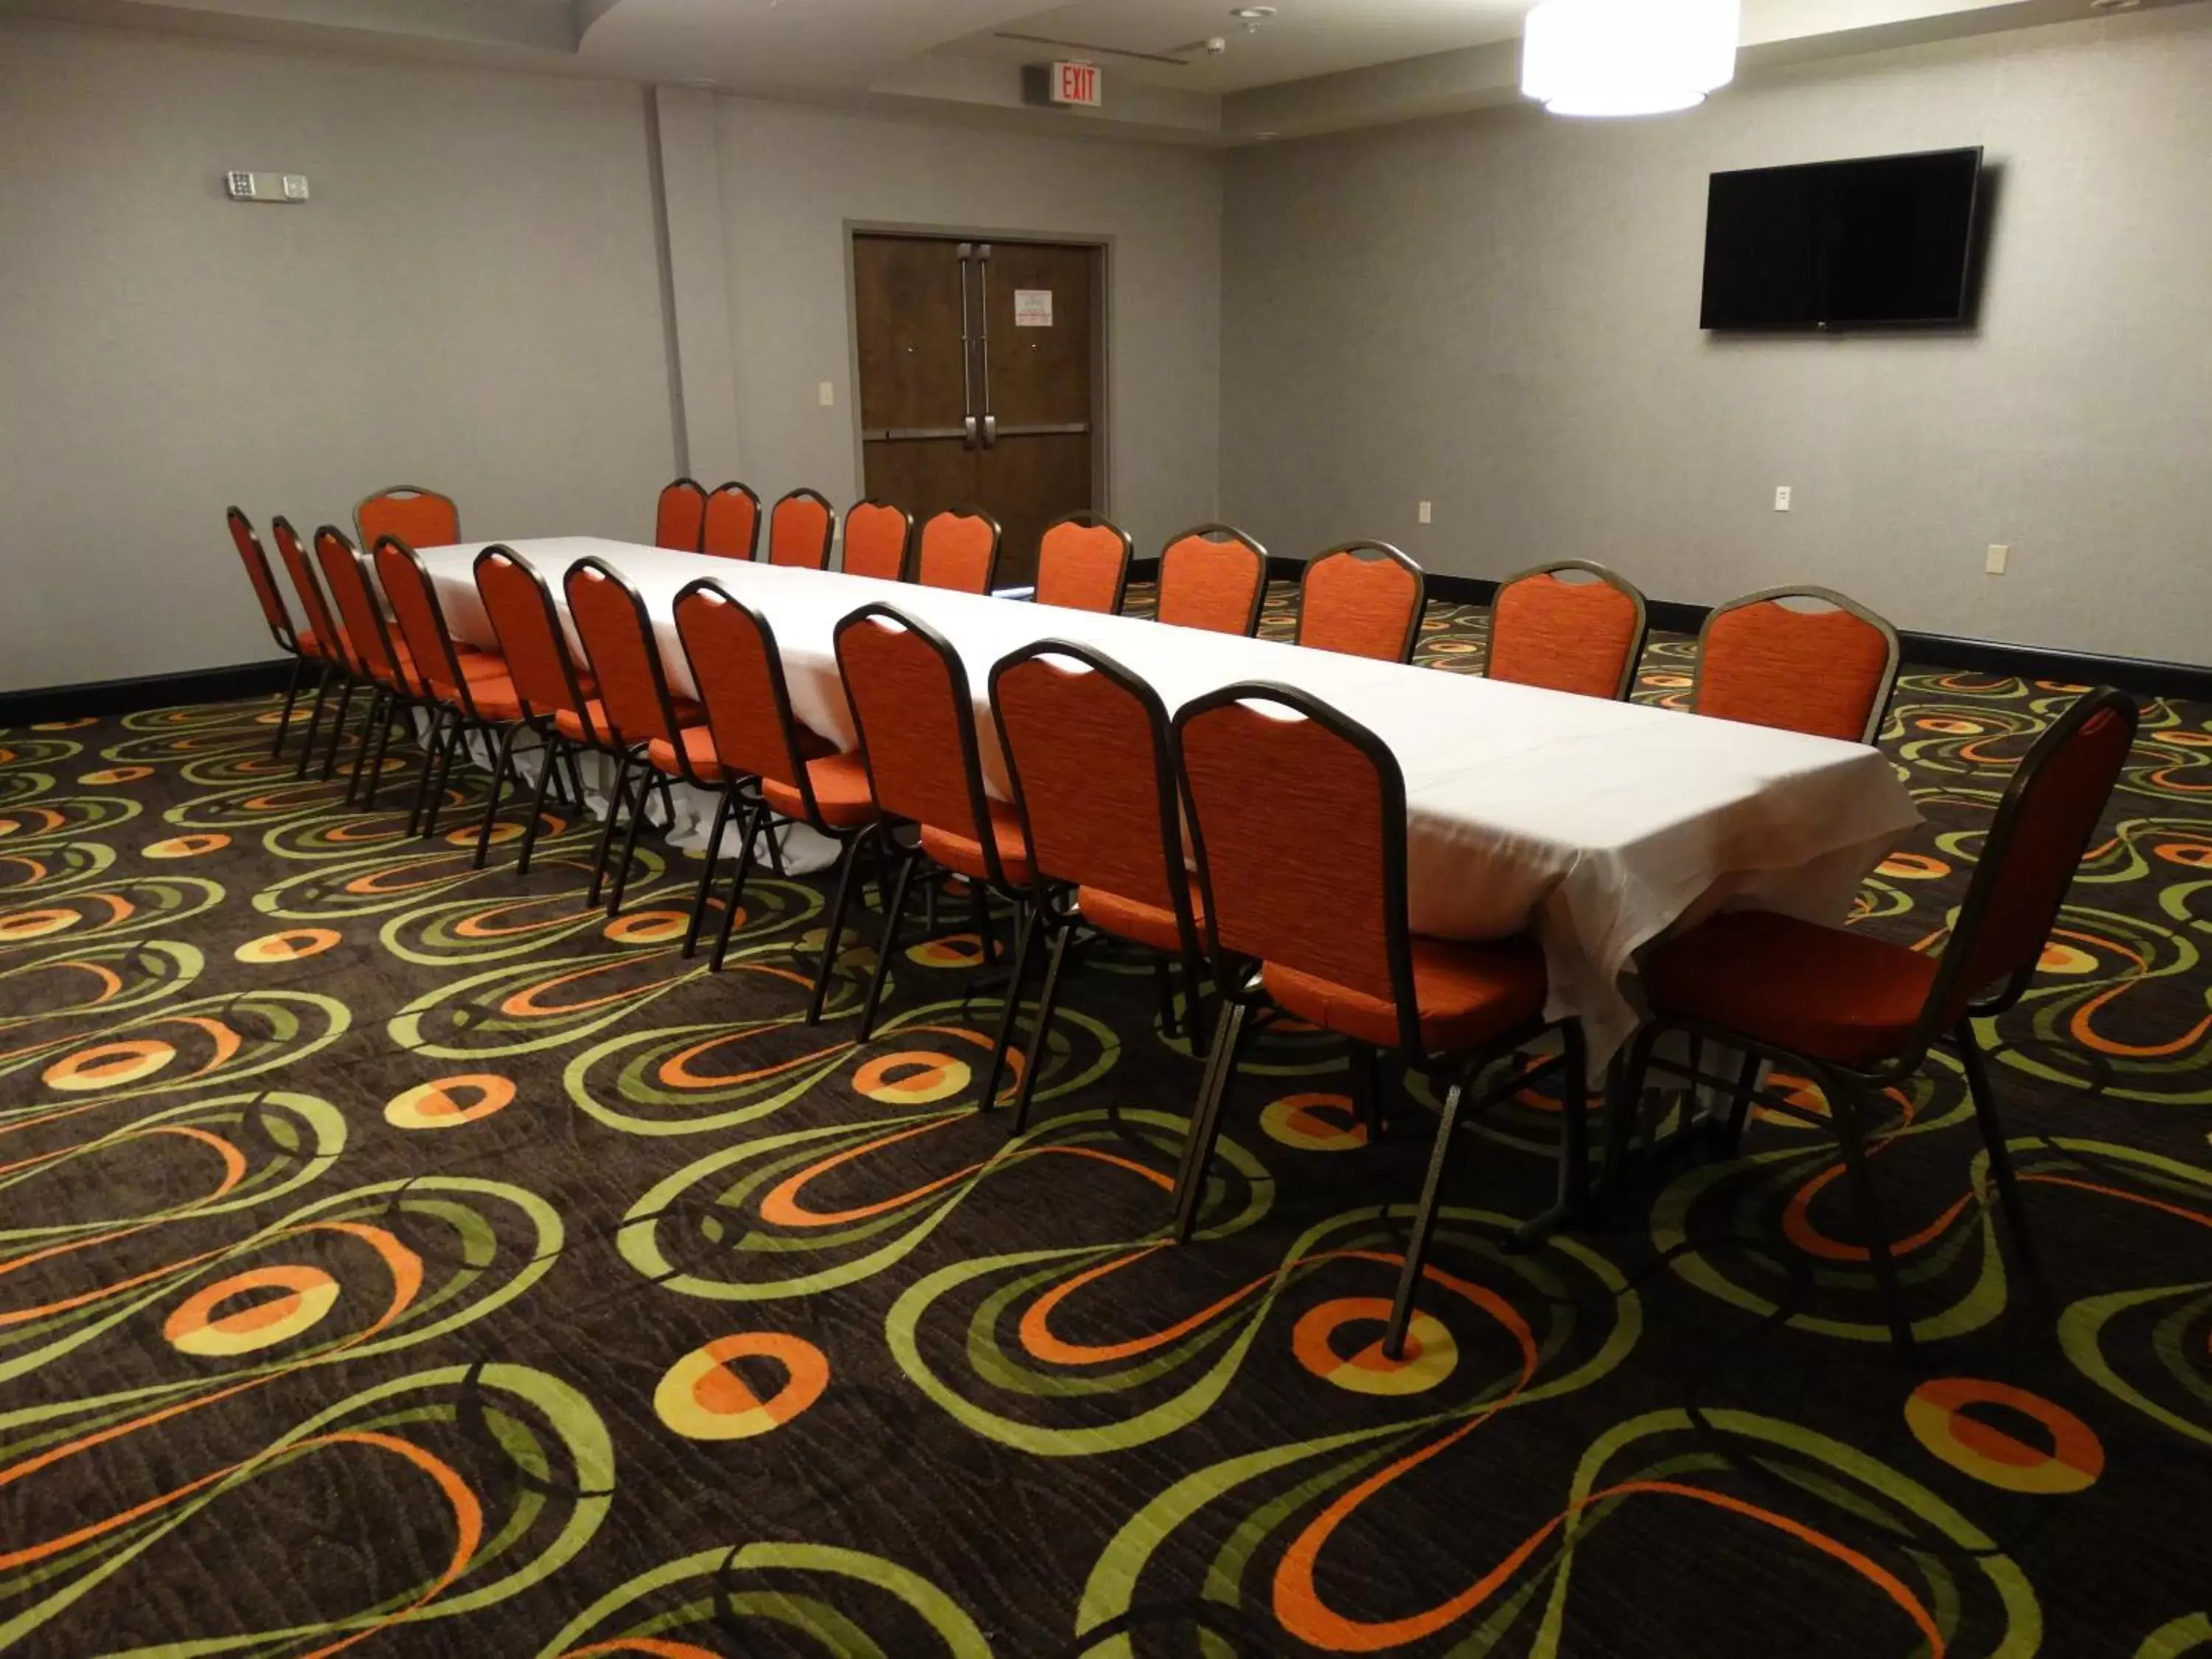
313, 527, 401, 687
843, 501, 912, 582
225, 509, 296, 649
1933, 689, 2139, 1023
1157, 526, 1266, 635
1488, 563, 1646, 699
357, 486, 459, 552
701, 482, 761, 560
674, 582, 807, 794
372, 538, 465, 703
993, 647, 1180, 911
272, 518, 343, 667
1695, 589, 1899, 743
835, 608, 985, 840
916, 509, 1001, 594
655, 478, 708, 552
768, 490, 835, 570
475, 549, 585, 721
1178, 687, 1405, 1009
565, 560, 681, 746
1034, 517, 1131, 614
1296, 543, 1425, 662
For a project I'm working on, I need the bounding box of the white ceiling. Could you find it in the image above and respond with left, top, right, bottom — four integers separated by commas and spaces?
2, 0, 2199, 140
947, 0, 1540, 94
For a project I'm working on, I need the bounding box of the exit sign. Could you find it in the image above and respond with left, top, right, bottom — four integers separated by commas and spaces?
1050, 60, 1102, 108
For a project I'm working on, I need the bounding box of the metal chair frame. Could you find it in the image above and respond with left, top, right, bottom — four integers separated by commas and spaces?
1034, 511, 1135, 615
841, 499, 916, 582
1691, 583, 1902, 745
915, 506, 1006, 595
1294, 540, 1428, 664
701, 481, 764, 561
1487, 559, 1650, 701
766, 488, 838, 570
1156, 524, 1269, 637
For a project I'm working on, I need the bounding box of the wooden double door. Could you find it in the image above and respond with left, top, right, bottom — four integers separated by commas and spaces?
853, 234, 1100, 588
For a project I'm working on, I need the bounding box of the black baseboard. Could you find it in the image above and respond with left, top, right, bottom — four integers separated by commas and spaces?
0, 658, 296, 728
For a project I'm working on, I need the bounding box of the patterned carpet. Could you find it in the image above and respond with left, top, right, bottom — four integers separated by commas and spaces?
3, 588, 2208, 1658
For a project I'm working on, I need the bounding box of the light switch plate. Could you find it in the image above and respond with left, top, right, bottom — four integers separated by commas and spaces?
1986, 543, 2009, 574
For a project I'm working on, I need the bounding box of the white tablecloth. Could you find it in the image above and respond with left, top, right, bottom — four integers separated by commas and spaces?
416, 538, 1921, 1063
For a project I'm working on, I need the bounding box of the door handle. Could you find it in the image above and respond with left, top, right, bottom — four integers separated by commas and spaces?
975, 243, 995, 448
956, 242, 978, 449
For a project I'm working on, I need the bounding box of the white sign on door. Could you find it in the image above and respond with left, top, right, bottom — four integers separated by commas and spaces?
1014, 289, 1054, 327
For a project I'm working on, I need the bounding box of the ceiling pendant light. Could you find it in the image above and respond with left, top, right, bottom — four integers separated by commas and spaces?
1521, 0, 1740, 117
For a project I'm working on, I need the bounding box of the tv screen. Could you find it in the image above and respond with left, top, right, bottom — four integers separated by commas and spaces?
1700, 147, 1983, 329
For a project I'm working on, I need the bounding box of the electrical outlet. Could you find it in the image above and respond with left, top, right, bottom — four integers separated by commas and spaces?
1418, 501, 1433, 525
1773, 485, 1792, 512
226, 171, 257, 201
1986, 543, 2009, 574
818, 381, 835, 408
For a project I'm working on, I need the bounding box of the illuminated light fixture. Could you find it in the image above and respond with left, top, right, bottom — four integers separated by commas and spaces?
1521, 0, 1740, 117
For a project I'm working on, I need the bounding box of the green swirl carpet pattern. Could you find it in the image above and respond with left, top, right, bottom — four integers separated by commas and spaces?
3, 591, 2208, 1658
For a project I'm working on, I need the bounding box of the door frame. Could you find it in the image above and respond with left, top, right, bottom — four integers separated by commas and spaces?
843, 220, 1111, 529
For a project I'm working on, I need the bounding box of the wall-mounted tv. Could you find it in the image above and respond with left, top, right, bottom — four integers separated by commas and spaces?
1700, 147, 1985, 330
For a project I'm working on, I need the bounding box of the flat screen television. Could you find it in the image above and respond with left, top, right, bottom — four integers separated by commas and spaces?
1700, 147, 1984, 330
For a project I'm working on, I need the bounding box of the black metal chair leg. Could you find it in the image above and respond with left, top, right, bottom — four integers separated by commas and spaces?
1955, 1020, 2042, 1283
805, 828, 869, 1023
470, 723, 521, 868
1349, 1042, 1382, 1143
974, 901, 1040, 1112
762, 818, 788, 879
1172, 1000, 1250, 1242
587, 751, 632, 907
319, 679, 358, 782
293, 665, 335, 779
857, 848, 922, 1043
1830, 1076, 1916, 1357
1594, 1023, 1660, 1222
608, 762, 658, 917
709, 803, 768, 973
1011, 917, 1075, 1133
1721, 1046, 1764, 1151
349, 690, 392, 806
1152, 956, 1180, 1039
1180, 950, 1211, 1060
270, 654, 307, 759
1556, 1021, 1591, 1223
423, 717, 473, 839
406, 706, 451, 838
684, 786, 738, 959
1383, 1071, 1473, 1360
516, 732, 564, 877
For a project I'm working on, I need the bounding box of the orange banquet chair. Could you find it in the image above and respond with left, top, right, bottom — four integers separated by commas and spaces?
655, 478, 709, 552
312, 526, 497, 810
356, 484, 461, 552
224, 507, 322, 761
1601, 687, 2140, 1355
1033, 512, 1133, 614
471, 547, 604, 875
1691, 585, 1901, 743
1485, 560, 1649, 700
271, 515, 364, 781
373, 536, 543, 849
835, 603, 1037, 1107
1155, 524, 1267, 637
674, 579, 882, 1004
841, 499, 914, 582
1294, 541, 1427, 664
914, 507, 1004, 594
563, 559, 709, 918
1172, 680, 1590, 1360
767, 488, 837, 571
700, 481, 762, 561
990, 639, 1211, 1133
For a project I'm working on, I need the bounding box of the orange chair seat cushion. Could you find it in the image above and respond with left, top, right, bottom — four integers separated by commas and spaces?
919, 799, 1032, 885
458, 674, 526, 723
646, 725, 723, 782
762, 751, 878, 830
1263, 935, 1547, 1053
1643, 909, 1936, 1066
555, 697, 700, 748
1078, 883, 1202, 955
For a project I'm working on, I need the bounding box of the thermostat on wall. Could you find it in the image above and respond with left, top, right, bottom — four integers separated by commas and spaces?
226, 170, 310, 203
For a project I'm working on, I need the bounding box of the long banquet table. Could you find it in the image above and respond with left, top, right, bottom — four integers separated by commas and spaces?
416, 537, 1923, 1064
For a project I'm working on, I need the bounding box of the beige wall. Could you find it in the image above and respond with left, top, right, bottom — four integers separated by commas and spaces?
708, 98, 1224, 566
0, 21, 678, 690
1220, 7, 2212, 664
